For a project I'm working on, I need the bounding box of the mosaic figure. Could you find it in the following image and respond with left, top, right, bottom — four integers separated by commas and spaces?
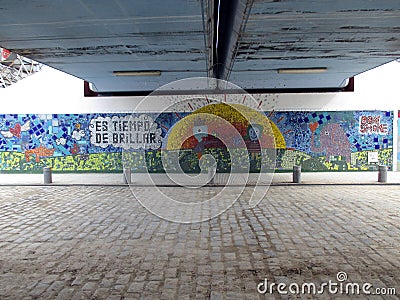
310, 122, 351, 163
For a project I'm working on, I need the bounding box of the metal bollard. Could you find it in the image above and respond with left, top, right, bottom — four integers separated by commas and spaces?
378, 165, 387, 183
43, 167, 52, 184
123, 167, 132, 184
207, 166, 216, 185
293, 165, 301, 183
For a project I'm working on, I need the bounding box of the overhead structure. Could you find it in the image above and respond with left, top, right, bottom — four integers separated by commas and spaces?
0, 0, 398, 94
0, 48, 42, 88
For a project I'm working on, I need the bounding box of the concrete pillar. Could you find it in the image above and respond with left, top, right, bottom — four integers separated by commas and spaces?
378, 165, 387, 183
123, 167, 131, 184
43, 167, 52, 184
293, 165, 301, 183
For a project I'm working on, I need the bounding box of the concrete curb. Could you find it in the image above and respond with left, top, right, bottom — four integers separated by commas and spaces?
0, 182, 399, 187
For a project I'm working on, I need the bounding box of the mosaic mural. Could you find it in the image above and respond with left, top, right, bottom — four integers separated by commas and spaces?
0, 110, 393, 173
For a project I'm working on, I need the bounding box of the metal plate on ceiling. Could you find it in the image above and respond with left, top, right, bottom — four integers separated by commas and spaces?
0, 0, 398, 93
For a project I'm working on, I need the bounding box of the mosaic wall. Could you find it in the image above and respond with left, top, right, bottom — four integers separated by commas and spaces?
0, 110, 393, 173
269, 111, 393, 171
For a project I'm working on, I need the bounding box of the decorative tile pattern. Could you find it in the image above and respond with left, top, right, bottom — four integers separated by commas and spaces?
0, 110, 394, 172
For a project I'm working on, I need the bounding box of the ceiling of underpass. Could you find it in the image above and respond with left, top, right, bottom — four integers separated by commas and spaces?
0, 0, 399, 94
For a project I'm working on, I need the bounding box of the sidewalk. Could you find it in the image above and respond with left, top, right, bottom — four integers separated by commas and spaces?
0, 171, 399, 186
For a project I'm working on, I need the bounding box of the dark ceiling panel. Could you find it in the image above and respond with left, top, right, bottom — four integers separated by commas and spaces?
229, 0, 400, 89
0, 0, 208, 92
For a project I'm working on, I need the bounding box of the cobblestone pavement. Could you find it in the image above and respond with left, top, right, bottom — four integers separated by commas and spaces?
0, 185, 399, 299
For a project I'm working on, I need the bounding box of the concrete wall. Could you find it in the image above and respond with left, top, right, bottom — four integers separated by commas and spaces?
1, 61, 399, 113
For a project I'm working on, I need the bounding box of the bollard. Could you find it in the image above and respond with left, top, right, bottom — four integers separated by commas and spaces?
43, 167, 52, 184
123, 167, 131, 184
293, 165, 301, 183
378, 165, 387, 183
207, 165, 216, 185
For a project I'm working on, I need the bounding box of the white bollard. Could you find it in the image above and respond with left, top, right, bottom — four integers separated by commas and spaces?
207, 166, 215, 185
123, 167, 131, 184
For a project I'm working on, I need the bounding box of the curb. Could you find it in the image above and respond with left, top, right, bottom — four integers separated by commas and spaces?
0, 182, 399, 187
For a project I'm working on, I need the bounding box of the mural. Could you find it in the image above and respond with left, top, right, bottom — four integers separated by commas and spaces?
0, 110, 393, 173
270, 111, 393, 171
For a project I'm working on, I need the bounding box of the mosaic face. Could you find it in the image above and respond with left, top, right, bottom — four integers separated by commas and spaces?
248, 124, 263, 141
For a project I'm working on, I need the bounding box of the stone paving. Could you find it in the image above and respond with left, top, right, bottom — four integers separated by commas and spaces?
0, 185, 399, 299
